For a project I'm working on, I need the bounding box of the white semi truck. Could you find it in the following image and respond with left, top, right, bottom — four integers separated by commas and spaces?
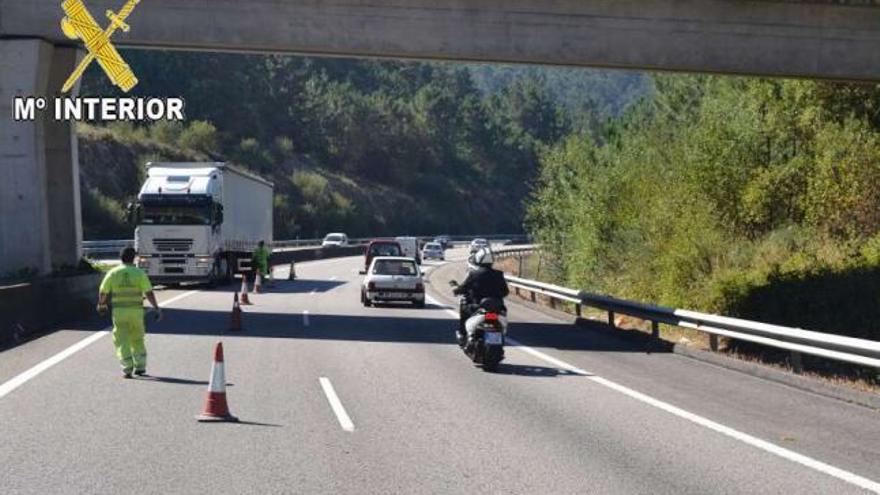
132, 162, 273, 284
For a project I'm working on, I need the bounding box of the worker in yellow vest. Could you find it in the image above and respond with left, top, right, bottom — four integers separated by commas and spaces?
253, 240, 270, 282
97, 247, 162, 378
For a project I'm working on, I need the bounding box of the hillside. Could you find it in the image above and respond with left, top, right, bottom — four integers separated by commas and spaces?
527, 75, 880, 368
77, 123, 524, 240
78, 52, 649, 240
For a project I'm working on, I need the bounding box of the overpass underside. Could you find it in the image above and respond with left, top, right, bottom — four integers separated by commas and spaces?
1, 0, 879, 275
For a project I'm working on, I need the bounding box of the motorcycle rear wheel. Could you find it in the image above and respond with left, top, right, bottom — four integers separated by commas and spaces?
482, 346, 503, 372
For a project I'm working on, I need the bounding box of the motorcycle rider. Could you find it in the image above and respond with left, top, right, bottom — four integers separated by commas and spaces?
453, 247, 509, 345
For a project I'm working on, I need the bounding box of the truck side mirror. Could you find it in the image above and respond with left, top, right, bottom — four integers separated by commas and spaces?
125, 202, 137, 225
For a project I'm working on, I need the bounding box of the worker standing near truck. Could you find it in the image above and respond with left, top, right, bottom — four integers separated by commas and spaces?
253, 240, 270, 282
97, 247, 163, 378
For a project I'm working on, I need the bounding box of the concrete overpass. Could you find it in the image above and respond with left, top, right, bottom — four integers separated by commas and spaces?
2, 0, 880, 275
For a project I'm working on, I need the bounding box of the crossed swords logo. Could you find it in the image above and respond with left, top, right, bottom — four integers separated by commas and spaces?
60, 0, 141, 93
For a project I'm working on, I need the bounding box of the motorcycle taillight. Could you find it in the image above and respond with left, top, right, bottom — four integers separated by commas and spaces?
484, 312, 499, 321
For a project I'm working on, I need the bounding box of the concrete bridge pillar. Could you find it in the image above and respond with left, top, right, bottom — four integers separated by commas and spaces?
0, 39, 83, 277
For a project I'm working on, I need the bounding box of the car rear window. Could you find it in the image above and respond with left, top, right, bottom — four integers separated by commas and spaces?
373, 260, 418, 276
425, 243, 441, 249
370, 244, 401, 256
325, 234, 344, 241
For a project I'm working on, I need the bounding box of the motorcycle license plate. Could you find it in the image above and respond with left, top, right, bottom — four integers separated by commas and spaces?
484, 332, 503, 345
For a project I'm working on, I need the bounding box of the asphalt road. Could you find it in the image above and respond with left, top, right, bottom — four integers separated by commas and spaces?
0, 248, 878, 494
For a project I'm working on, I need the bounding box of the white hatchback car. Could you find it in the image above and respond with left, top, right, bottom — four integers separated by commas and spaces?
361, 256, 425, 308
469, 238, 489, 254
322, 232, 349, 247
422, 242, 445, 261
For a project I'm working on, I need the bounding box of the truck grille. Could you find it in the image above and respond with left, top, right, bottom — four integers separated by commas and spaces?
153, 238, 193, 252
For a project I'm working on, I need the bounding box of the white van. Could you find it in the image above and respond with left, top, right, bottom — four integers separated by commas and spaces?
394, 236, 421, 264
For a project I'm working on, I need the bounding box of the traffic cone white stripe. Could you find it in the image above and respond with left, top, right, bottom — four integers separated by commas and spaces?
196, 342, 238, 422
209, 361, 226, 393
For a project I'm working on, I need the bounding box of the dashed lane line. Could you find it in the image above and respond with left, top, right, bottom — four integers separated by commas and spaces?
423, 295, 880, 494
319, 377, 355, 432
0, 289, 200, 400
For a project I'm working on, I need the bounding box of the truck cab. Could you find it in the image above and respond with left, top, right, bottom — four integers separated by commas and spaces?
133, 163, 273, 285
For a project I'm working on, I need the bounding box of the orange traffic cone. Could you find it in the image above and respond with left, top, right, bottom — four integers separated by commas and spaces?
196, 342, 239, 422
229, 292, 242, 331
240, 275, 252, 305
254, 271, 263, 294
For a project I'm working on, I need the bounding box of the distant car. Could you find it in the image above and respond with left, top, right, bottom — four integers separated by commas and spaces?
361, 256, 425, 308
322, 233, 349, 247
422, 242, 445, 261
394, 236, 421, 264
434, 236, 451, 249
363, 240, 403, 273
469, 238, 489, 254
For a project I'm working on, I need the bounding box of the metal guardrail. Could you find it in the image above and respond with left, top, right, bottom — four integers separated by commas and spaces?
493, 246, 880, 370
83, 234, 531, 257
81, 239, 133, 257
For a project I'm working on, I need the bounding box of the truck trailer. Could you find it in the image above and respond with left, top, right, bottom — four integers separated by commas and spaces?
132, 162, 273, 284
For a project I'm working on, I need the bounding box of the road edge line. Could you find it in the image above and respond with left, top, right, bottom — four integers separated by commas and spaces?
0, 289, 200, 400
424, 295, 880, 493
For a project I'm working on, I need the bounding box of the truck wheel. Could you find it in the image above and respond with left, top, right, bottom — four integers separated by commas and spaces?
220, 256, 232, 284
206, 263, 220, 288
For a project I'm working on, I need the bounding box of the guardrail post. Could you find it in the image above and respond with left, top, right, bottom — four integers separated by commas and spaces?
608, 311, 615, 328
530, 290, 537, 303
548, 297, 557, 310
709, 335, 719, 352
518, 255, 524, 276
651, 321, 659, 339
790, 351, 804, 374
575, 304, 582, 317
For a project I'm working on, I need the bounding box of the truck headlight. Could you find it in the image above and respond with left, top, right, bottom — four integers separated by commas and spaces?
136, 256, 151, 268
195, 256, 214, 267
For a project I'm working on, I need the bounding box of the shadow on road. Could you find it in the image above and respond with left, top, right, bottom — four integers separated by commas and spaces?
490, 363, 582, 377
134, 375, 234, 386
197, 420, 284, 427
146, 305, 670, 355
257, 279, 347, 294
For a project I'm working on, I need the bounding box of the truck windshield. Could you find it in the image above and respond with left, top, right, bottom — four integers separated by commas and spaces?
140, 204, 213, 225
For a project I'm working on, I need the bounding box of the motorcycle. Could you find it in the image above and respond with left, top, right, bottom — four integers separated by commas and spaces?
449, 280, 507, 372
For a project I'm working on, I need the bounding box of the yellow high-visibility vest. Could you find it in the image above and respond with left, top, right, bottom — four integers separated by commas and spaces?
99, 265, 152, 312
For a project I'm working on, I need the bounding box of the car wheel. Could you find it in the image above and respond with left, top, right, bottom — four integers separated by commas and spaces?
362, 290, 372, 307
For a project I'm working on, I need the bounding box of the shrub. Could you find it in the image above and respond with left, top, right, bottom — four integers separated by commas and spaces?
178, 120, 218, 153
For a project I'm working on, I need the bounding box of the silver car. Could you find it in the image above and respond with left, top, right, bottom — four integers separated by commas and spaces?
469, 238, 489, 254
422, 242, 445, 261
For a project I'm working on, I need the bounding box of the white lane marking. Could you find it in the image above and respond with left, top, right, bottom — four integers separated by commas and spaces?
0, 289, 200, 400
303, 310, 310, 326
423, 294, 880, 493
319, 377, 355, 432
426, 295, 461, 319
159, 289, 200, 307
0, 331, 108, 399
329, 276, 338, 281
310, 289, 318, 296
